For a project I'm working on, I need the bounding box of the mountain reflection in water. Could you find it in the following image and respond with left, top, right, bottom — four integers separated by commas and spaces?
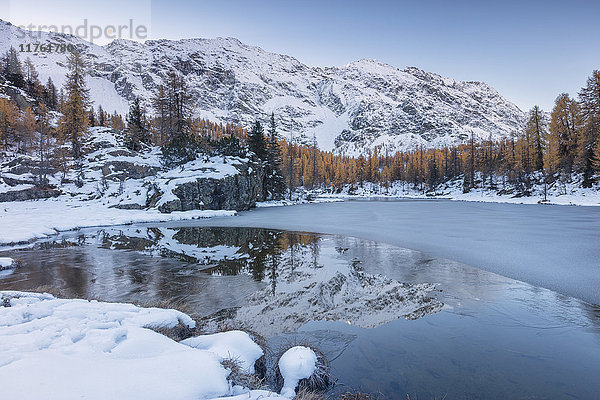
0, 226, 443, 336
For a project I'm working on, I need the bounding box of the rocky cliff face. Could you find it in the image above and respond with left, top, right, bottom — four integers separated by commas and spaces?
0, 20, 526, 155
0, 127, 265, 212
157, 161, 265, 213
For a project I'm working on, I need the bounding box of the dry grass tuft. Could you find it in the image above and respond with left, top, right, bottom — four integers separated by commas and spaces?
338, 389, 381, 400
220, 357, 268, 390
146, 318, 196, 341
294, 388, 328, 400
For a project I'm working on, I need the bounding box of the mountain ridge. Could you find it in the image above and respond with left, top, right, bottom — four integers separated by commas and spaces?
0, 19, 526, 155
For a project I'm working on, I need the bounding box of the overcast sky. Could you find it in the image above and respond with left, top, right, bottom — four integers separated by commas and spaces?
2, 0, 599, 111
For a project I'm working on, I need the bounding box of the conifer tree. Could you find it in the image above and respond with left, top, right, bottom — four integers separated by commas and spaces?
525, 106, 547, 172
41, 78, 57, 110
58, 51, 90, 159
3, 47, 24, 88
264, 113, 286, 198
248, 120, 267, 160
36, 104, 52, 186
88, 107, 96, 127
18, 107, 37, 152
576, 70, 600, 186
125, 97, 149, 151
97, 105, 106, 127
547, 94, 580, 175
156, 73, 197, 166
0, 98, 18, 149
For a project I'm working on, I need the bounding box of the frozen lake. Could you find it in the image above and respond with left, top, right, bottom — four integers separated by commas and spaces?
1, 222, 599, 399
170, 199, 600, 306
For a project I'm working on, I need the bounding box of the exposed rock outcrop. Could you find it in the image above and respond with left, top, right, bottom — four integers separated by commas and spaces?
157, 162, 264, 212
0, 187, 61, 202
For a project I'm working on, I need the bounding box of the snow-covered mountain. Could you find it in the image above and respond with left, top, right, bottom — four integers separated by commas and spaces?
0, 19, 526, 155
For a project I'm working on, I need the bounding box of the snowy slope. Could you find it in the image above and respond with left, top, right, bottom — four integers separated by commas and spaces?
0, 19, 525, 154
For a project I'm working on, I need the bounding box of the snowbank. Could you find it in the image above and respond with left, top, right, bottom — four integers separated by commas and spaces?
0, 291, 285, 400
182, 330, 264, 373
0, 199, 235, 245
0, 291, 230, 399
278, 346, 317, 397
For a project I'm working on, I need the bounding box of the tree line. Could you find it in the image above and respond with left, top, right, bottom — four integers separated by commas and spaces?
277, 71, 600, 194
1, 43, 598, 197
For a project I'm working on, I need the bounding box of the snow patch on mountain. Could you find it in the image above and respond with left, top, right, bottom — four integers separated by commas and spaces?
0, 19, 526, 155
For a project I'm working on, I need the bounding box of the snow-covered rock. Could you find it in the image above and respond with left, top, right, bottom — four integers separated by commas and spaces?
182, 330, 264, 373
0, 19, 526, 155
278, 346, 317, 398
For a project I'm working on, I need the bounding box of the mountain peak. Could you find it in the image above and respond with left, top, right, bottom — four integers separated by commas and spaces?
0, 26, 526, 155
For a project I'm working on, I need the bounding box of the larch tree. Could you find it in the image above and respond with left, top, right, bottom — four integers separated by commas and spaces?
58, 51, 90, 160
157, 72, 197, 166
0, 98, 18, 149
18, 107, 37, 152
546, 94, 580, 176
36, 104, 53, 186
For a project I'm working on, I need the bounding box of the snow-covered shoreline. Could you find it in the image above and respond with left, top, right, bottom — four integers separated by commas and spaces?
1, 182, 598, 248
311, 179, 600, 207
0, 291, 306, 400
0, 198, 236, 245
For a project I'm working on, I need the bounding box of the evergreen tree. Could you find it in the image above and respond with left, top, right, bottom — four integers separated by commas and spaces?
525, 106, 547, 172
151, 85, 167, 145
88, 107, 96, 127
248, 120, 267, 160
58, 51, 90, 159
43, 78, 58, 110
577, 70, 600, 186
264, 113, 286, 199
125, 97, 149, 151
97, 105, 106, 127
3, 47, 24, 88
156, 73, 197, 166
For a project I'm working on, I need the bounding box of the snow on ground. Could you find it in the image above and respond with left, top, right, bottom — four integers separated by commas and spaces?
0, 291, 288, 400
0, 291, 229, 399
314, 178, 600, 207
0, 257, 15, 277
182, 331, 263, 373
278, 346, 317, 398
0, 198, 235, 245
